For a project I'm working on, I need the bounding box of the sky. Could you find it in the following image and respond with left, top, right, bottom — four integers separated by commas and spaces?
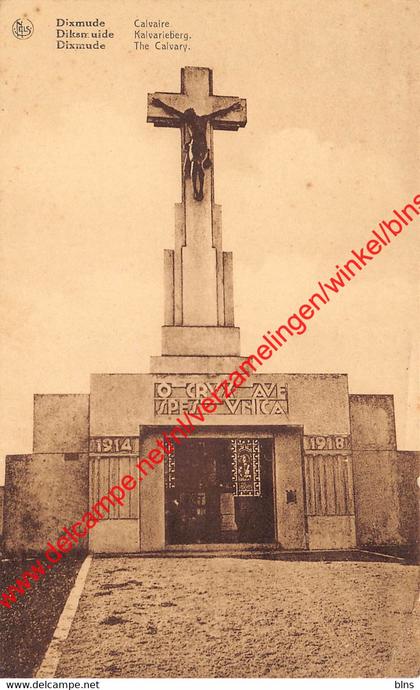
0, 0, 419, 482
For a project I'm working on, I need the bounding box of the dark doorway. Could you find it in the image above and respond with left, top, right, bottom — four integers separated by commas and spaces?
165, 437, 275, 544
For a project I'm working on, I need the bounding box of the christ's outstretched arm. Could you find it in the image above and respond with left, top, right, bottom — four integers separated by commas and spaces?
206, 102, 242, 121
151, 98, 184, 119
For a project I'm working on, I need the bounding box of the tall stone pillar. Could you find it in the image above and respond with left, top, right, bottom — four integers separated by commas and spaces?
147, 67, 247, 370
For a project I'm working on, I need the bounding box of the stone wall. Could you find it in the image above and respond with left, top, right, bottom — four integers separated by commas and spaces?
395, 451, 419, 548
3, 453, 89, 554
274, 429, 306, 549
350, 394, 402, 545
33, 394, 90, 453
3, 394, 90, 554
90, 372, 351, 436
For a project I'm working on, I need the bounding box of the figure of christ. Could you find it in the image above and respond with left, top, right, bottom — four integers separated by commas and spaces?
151, 97, 242, 201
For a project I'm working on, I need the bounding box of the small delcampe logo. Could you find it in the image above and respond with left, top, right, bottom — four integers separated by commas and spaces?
12, 18, 34, 40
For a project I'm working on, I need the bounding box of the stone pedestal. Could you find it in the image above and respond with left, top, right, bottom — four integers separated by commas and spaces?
161, 326, 240, 357
150, 355, 245, 375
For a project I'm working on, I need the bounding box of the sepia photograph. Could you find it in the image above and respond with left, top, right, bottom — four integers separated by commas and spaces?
0, 0, 419, 685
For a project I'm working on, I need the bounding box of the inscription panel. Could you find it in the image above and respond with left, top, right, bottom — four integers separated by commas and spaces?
154, 381, 288, 417
90, 372, 351, 435
90, 436, 139, 455
304, 435, 351, 452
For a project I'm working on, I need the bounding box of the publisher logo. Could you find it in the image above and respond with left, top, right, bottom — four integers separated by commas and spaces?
12, 18, 34, 40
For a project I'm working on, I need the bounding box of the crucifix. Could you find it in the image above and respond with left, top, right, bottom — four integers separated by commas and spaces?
147, 66, 247, 203
147, 67, 246, 330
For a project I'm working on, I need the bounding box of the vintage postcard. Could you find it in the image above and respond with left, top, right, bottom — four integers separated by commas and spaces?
0, 0, 418, 684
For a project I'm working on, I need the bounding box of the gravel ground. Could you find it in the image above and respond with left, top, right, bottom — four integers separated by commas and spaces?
56, 557, 419, 678
0, 557, 83, 677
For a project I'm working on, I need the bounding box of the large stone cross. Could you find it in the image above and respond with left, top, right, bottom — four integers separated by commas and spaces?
147, 66, 246, 129
147, 67, 246, 332
147, 66, 246, 202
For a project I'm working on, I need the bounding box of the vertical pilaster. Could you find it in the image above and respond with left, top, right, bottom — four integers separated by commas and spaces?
223, 252, 235, 326
139, 433, 165, 551
181, 122, 219, 325
163, 250, 174, 326
274, 429, 307, 549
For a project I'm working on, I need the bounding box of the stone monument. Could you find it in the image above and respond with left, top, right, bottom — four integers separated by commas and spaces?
2, 67, 418, 557
147, 66, 246, 370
